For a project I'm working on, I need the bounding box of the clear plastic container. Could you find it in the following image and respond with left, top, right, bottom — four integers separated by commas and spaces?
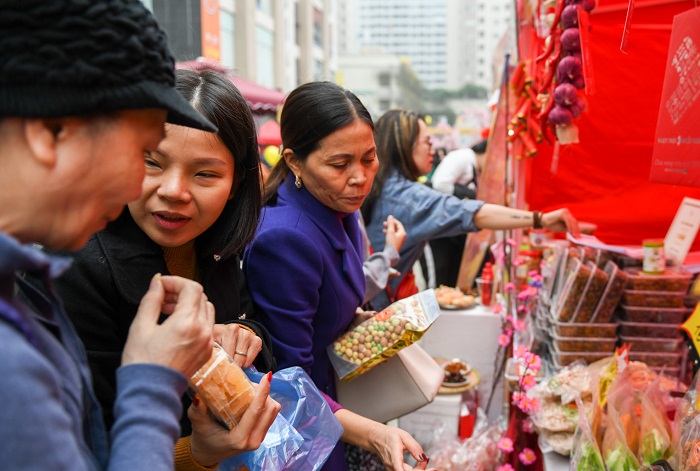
618, 320, 681, 338
571, 262, 608, 323
623, 267, 693, 292
551, 318, 617, 338
552, 247, 579, 306
621, 289, 686, 308
618, 335, 684, 353
590, 261, 629, 323
618, 304, 691, 324
595, 250, 614, 270
189, 343, 255, 430
553, 257, 592, 322
628, 351, 682, 368
581, 246, 599, 266
551, 344, 611, 367
551, 333, 618, 353
649, 365, 681, 379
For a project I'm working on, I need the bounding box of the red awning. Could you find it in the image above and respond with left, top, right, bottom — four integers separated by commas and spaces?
177, 58, 286, 112
229, 76, 286, 112
258, 119, 281, 146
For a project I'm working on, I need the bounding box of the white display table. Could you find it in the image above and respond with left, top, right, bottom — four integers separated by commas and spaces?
398, 304, 505, 446
418, 304, 504, 421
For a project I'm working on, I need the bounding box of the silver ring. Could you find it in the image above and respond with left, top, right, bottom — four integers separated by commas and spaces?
234, 351, 247, 356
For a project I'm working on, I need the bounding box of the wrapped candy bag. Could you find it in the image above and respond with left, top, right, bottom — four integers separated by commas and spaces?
328, 289, 440, 381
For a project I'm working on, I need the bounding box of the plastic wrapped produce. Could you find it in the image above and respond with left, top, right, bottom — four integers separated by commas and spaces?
570, 396, 606, 471
590, 261, 629, 323
674, 368, 700, 471
328, 290, 440, 381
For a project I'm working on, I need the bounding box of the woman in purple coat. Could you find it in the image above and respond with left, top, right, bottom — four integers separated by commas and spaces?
244, 82, 434, 471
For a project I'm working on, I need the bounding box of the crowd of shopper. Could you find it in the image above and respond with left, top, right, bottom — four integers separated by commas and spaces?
0, 1, 580, 470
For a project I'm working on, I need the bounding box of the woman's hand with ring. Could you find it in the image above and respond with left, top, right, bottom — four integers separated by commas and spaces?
214, 323, 262, 368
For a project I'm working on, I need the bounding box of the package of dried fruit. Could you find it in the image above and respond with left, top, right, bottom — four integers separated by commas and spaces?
189, 343, 255, 430
572, 262, 609, 323
622, 289, 686, 308
328, 289, 440, 381
553, 257, 592, 322
619, 304, 691, 324
623, 267, 693, 292
551, 318, 618, 338
590, 261, 629, 323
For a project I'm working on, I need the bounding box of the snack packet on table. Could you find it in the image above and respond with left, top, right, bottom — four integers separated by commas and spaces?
328, 289, 440, 381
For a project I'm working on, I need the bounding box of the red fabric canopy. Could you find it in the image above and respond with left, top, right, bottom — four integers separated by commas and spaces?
258, 119, 281, 146
177, 58, 285, 112
229, 76, 285, 112
521, 0, 700, 250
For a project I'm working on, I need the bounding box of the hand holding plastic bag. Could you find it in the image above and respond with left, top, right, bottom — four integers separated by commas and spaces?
220, 366, 343, 471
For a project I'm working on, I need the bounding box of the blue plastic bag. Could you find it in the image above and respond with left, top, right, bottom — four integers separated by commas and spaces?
220, 366, 343, 471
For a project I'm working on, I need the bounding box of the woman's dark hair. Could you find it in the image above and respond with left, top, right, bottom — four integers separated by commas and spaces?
264, 81, 373, 205
361, 109, 423, 224
175, 69, 262, 259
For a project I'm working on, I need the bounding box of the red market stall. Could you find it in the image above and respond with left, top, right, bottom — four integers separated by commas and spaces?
514, 0, 700, 249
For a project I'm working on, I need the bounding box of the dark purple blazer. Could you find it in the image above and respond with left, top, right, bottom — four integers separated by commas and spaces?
244, 175, 365, 471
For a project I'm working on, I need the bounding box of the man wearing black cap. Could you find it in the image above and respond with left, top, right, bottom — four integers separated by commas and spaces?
0, 1, 221, 469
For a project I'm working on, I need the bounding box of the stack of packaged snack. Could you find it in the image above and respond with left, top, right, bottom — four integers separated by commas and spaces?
617, 268, 694, 376
538, 240, 699, 379
541, 244, 626, 369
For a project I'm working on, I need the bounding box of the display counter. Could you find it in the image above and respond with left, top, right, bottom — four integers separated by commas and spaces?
398, 303, 504, 447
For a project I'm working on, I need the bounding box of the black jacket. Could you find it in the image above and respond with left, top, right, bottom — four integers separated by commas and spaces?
31, 211, 275, 436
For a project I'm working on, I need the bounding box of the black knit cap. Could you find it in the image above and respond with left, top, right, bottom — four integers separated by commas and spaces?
0, 0, 216, 132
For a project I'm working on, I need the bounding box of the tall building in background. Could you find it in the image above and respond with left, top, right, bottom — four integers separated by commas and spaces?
145, 0, 337, 93
338, 0, 515, 92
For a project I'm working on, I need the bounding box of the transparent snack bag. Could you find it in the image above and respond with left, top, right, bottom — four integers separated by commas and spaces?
328, 289, 440, 381
189, 342, 255, 430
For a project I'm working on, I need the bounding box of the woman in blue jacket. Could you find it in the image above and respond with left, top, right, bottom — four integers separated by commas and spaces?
244, 82, 433, 471
362, 109, 581, 310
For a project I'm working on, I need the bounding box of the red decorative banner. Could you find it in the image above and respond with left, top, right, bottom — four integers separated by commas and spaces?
649, 7, 700, 188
